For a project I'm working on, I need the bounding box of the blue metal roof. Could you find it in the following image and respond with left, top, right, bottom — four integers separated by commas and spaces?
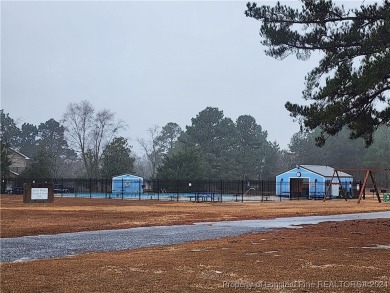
299, 165, 352, 177
112, 174, 143, 180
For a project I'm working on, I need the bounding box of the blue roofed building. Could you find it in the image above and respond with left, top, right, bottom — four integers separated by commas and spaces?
112, 174, 143, 197
276, 165, 353, 199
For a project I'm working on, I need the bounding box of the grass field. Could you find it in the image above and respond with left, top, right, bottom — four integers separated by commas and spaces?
1, 195, 389, 292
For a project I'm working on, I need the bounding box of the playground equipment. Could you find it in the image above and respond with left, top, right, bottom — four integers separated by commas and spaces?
243, 187, 255, 196
357, 170, 381, 203
324, 169, 389, 203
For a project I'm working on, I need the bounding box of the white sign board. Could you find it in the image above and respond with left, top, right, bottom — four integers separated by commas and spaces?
31, 188, 49, 200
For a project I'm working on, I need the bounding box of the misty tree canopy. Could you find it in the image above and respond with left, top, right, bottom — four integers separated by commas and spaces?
245, 0, 390, 147
100, 137, 135, 178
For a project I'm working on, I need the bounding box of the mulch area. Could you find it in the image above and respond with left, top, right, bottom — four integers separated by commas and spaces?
1, 195, 389, 292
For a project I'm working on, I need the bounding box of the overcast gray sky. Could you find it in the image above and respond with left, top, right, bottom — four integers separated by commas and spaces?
1, 0, 326, 154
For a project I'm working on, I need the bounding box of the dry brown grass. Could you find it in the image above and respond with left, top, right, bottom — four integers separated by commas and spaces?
1, 195, 388, 238
1, 195, 389, 292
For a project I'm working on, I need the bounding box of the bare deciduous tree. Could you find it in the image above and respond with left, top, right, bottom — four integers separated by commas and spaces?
137, 125, 163, 179
62, 100, 125, 178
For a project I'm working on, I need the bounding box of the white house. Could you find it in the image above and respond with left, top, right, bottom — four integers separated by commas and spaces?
8, 148, 30, 176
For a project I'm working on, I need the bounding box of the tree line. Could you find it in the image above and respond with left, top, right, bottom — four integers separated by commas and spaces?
1, 102, 389, 181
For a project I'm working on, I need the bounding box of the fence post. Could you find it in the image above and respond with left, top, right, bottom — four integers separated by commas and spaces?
121, 178, 124, 200
139, 179, 141, 201
89, 178, 92, 198
241, 180, 244, 202
107, 178, 110, 199
261, 180, 264, 202
157, 179, 160, 201
237, 180, 240, 202
267, 180, 270, 197
176, 179, 179, 202
220, 180, 223, 203
298, 179, 300, 201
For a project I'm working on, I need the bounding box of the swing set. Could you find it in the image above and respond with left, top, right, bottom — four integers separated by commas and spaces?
324, 169, 389, 203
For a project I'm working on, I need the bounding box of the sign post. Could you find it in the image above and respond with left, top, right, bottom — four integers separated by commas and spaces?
23, 183, 54, 203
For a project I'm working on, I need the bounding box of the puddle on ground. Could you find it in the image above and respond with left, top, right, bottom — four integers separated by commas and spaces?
361, 244, 390, 249
194, 211, 390, 229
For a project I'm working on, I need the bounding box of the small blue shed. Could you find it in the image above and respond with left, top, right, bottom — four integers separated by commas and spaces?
276, 165, 353, 198
112, 174, 143, 196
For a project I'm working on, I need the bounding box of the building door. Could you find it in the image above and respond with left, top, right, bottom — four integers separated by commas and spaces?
290, 178, 309, 197
326, 180, 340, 197
331, 182, 340, 197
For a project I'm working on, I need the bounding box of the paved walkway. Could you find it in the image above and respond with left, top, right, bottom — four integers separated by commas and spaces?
1, 211, 389, 263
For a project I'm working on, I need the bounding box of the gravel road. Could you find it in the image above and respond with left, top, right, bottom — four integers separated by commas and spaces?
1, 211, 389, 263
